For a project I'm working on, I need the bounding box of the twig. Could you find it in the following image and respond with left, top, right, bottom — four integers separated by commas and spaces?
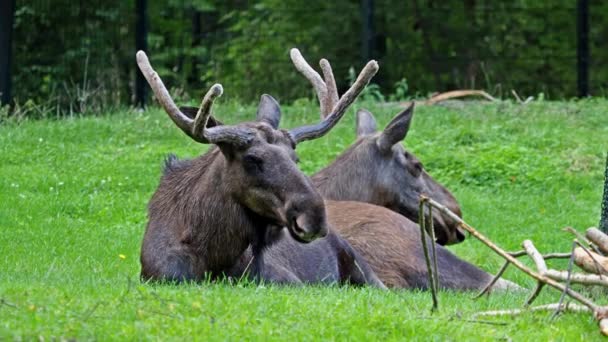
0, 298, 17, 309
552, 241, 577, 320
564, 227, 601, 254
545, 270, 608, 286
427, 204, 440, 293
473, 303, 591, 318
474, 260, 510, 299
508, 250, 571, 260
525, 283, 545, 306
424, 198, 600, 311
419, 196, 438, 311
511, 90, 523, 104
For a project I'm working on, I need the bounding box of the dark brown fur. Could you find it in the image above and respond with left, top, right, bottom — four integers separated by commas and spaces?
326, 201, 517, 290
141, 97, 332, 282
313, 106, 464, 245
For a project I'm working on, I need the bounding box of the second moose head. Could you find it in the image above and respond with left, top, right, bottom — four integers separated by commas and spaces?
313, 104, 464, 245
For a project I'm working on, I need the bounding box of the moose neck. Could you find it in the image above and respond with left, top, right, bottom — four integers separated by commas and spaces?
158, 148, 266, 275
312, 141, 375, 203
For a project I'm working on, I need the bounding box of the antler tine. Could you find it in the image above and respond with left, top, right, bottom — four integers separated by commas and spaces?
289, 59, 379, 144
319, 59, 339, 119
136, 51, 254, 146
136, 50, 194, 135
290, 48, 330, 116
192, 84, 223, 139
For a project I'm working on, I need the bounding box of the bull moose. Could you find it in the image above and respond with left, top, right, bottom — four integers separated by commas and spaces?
137, 49, 387, 285
222, 51, 518, 290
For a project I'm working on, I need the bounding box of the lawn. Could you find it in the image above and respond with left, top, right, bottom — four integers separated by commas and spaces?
0, 99, 606, 340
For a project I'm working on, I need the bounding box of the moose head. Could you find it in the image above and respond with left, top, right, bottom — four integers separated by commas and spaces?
313, 104, 464, 245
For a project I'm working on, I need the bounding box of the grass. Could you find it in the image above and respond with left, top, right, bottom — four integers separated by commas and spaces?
0, 98, 606, 340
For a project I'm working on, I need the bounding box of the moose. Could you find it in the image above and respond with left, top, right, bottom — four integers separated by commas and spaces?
137, 49, 386, 287
228, 105, 518, 290
222, 51, 518, 290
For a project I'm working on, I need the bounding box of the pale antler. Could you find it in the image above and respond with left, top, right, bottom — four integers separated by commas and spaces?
288, 48, 379, 144
136, 51, 254, 146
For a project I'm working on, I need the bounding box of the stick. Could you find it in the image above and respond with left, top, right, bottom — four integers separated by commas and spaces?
545, 270, 608, 286
427, 203, 440, 293
419, 196, 438, 311
474, 260, 510, 299
473, 303, 591, 318
424, 198, 600, 311
508, 250, 571, 260
425, 90, 497, 105
552, 241, 577, 320
564, 226, 601, 254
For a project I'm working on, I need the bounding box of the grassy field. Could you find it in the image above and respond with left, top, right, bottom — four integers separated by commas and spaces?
0, 99, 606, 340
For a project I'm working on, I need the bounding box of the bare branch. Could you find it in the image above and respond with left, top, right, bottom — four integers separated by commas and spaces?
419, 196, 438, 311
473, 303, 591, 318
425, 90, 497, 105
424, 197, 600, 312
545, 270, 608, 287
474, 260, 510, 299
523, 240, 547, 274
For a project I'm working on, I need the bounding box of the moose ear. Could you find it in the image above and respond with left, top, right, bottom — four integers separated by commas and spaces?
256, 94, 281, 129
179, 106, 223, 128
356, 109, 377, 137
377, 102, 414, 152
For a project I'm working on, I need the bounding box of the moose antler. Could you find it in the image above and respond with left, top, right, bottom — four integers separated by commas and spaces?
288, 48, 379, 144
136, 51, 254, 146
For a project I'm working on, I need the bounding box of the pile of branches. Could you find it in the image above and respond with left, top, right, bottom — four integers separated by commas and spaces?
419, 196, 608, 336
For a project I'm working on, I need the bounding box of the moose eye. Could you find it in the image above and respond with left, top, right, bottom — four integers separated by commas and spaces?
243, 155, 264, 172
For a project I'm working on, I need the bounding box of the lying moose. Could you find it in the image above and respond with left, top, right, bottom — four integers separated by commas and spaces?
219, 51, 519, 290
137, 49, 385, 287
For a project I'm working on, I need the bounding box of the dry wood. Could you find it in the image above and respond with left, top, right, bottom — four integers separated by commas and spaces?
474, 260, 510, 299
473, 303, 591, 318
587, 228, 608, 255
419, 196, 438, 311
425, 90, 497, 105
573, 246, 608, 275
424, 197, 601, 312
523, 240, 547, 274
545, 270, 608, 286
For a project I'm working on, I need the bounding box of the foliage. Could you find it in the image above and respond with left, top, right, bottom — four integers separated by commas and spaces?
8, 0, 608, 116
0, 100, 606, 339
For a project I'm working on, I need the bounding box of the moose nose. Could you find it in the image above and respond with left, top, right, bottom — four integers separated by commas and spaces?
288, 214, 328, 243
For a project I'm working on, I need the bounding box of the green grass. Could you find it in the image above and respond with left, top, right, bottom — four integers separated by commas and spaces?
0, 99, 606, 340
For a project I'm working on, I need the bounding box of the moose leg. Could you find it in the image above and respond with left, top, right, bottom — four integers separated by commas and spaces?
332, 235, 387, 289
141, 250, 199, 283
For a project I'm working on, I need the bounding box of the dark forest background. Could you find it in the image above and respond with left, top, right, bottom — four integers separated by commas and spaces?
6, 0, 608, 115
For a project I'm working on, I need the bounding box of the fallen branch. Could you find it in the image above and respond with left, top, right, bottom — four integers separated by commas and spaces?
424, 197, 608, 334
587, 228, 608, 255
473, 303, 591, 318
545, 270, 608, 287
425, 90, 497, 105
508, 250, 571, 260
